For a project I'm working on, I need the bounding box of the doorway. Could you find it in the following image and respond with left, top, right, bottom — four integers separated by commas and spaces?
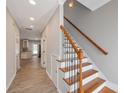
32, 44, 39, 55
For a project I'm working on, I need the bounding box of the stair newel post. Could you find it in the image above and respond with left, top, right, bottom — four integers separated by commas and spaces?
78, 49, 84, 93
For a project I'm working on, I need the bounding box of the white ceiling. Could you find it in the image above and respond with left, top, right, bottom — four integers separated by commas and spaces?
77, 0, 111, 11
7, 0, 111, 40
7, 0, 59, 40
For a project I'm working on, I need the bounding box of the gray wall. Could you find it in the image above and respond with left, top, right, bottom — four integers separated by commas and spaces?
64, 0, 118, 84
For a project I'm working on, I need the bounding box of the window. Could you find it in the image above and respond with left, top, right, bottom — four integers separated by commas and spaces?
32, 44, 38, 55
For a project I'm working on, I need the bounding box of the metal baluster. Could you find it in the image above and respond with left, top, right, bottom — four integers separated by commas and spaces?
64, 36, 66, 71
76, 47, 78, 93
66, 38, 68, 72
77, 56, 79, 93
74, 47, 76, 93
65, 36, 67, 74
78, 49, 80, 93
65, 35, 68, 73
66, 39, 67, 72
69, 39, 71, 84
67, 39, 69, 73
71, 48, 74, 91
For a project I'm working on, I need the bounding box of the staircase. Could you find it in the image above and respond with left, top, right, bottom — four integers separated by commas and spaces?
58, 25, 116, 93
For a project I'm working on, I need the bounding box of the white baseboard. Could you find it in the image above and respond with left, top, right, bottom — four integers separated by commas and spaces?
46, 70, 52, 80
46, 70, 61, 93
6, 72, 16, 91
58, 89, 63, 93
106, 81, 118, 92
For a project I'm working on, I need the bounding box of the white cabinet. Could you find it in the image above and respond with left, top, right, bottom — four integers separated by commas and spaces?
21, 52, 32, 59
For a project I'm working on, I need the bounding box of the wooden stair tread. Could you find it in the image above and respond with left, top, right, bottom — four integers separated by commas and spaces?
59, 62, 92, 72
69, 78, 105, 93
63, 69, 98, 85
99, 87, 117, 93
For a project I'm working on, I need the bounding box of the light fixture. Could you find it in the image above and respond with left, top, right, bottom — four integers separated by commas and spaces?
68, 0, 74, 8
69, 2, 73, 7
29, 0, 36, 5
30, 25, 34, 28
29, 17, 35, 21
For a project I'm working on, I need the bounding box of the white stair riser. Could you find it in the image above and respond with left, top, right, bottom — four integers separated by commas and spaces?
64, 54, 77, 58
64, 53, 76, 56
64, 43, 72, 45
64, 47, 79, 50
60, 58, 89, 68
63, 44, 72, 47
64, 52, 75, 53
64, 65, 92, 78
64, 40, 76, 42
69, 73, 98, 92
64, 52, 76, 54
64, 53, 87, 57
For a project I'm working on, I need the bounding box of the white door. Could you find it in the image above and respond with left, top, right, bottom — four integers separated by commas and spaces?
52, 55, 58, 88
41, 37, 47, 68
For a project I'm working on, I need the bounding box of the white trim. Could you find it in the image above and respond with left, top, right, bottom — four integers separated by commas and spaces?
106, 81, 118, 92
51, 54, 59, 88
46, 70, 52, 80
93, 83, 106, 93
58, 89, 63, 93
6, 72, 16, 91
46, 69, 61, 93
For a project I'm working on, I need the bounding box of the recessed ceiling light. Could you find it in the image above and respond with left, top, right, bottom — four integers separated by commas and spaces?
68, 0, 74, 8
29, 0, 36, 5
69, 2, 74, 8
30, 17, 35, 21
30, 25, 34, 28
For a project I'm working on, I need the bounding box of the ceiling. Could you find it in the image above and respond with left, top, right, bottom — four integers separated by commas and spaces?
7, 0, 111, 40
77, 0, 111, 11
7, 0, 60, 40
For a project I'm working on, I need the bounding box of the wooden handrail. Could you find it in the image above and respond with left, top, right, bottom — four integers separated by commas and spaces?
60, 25, 79, 54
64, 16, 108, 55
60, 25, 84, 93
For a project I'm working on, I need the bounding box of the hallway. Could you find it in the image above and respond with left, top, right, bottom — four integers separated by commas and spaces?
7, 57, 58, 93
